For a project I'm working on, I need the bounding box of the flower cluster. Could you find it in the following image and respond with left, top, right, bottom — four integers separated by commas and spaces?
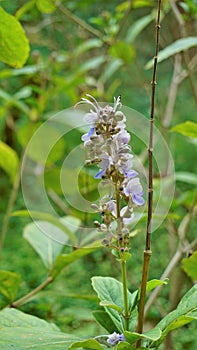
107, 332, 126, 346
78, 94, 144, 245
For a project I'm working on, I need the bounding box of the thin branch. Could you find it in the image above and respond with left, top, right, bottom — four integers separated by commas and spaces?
136, 0, 162, 345
10, 276, 53, 308
169, 0, 197, 105
58, 4, 105, 42
144, 237, 197, 317
162, 54, 182, 128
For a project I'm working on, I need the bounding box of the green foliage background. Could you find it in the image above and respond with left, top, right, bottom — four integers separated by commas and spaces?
0, 0, 197, 349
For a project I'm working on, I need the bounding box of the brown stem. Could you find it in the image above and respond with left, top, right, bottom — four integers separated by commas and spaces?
10, 276, 53, 308
136, 1, 162, 346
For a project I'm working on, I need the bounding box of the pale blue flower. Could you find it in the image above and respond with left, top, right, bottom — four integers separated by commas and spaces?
107, 332, 126, 346
81, 127, 95, 142
124, 178, 144, 206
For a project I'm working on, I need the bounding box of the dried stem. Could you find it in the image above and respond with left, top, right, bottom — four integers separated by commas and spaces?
136, 0, 162, 346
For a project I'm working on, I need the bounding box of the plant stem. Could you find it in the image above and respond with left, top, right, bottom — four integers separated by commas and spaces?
10, 276, 53, 308
121, 259, 129, 331
136, 0, 162, 346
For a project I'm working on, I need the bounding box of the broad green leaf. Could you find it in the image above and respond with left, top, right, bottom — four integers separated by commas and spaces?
0, 141, 19, 182
146, 279, 168, 293
150, 284, 197, 347
69, 338, 104, 350
36, 0, 57, 13
93, 310, 120, 333
12, 211, 77, 244
0, 6, 29, 68
182, 251, 197, 280
52, 244, 99, 278
0, 308, 81, 349
92, 277, 138, 332
132, 0, 154, 7
175, 172, 197, 186
171, 121, 197, 138
146, 36, 197, 69
23, 221, 64, 270
0, 271, 21, 303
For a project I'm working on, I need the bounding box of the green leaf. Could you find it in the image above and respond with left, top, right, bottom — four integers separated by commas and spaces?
69, 338, 104, 350
150, 284, 197, 347
146, 36, 197, 69
0, 141, 19, 182
73, 38, 103, 57
0, 271, 21, 303
36, 0, 58, 13
175, 172, 197, 186
23, 221, 64, 270
116, 342, 138, 350
146, 279, 168, 293
13, 211, 77, 245
52, 245, 99, 278
182, 251, 197, 280
93, 310, 120, 333
124, 326, 161, 344
0, 6, 29, 68
126, 11, 155, 43
171, 121, 197, 138
0, 308, 81, 349
109, 41, 135, 63
92, 277, 138, 332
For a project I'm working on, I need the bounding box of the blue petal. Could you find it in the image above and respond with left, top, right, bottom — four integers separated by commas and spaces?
132, 194, 145, 206
94, 168, 106, 179
81, 127, 95, 142
124, 169, 138, 178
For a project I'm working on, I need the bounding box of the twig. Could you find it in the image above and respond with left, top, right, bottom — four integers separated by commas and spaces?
162, 54, 182, 128
144, 237, 197, 317
58, 4, 105, 42
10, 276, 53, 308
169, 0, 197, 105
136, 1, 162, 345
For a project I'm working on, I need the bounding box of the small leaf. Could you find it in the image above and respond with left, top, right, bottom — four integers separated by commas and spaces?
52, 245, 99, 278
109, 41, 135, 63
182, 251, 197, 280
12, 211, 77, 244
171, 121, 197, 138
0, 6, 29, 68
146, 279, 168, 293
0, 271, 21, 303
175, 172, 197, 186
0, 141, 19, 182
23, 221, 64, 270
93, 310, 120, 333
146, 37, 197, 69
69, 338, 104, 350
36, 0, 57, 13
